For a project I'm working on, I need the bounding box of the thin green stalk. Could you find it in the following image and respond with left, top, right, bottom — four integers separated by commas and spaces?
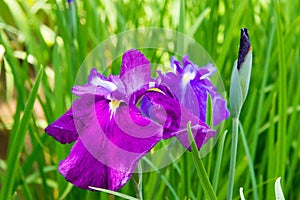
239, 122, 258, 200
89, 187, 139, 200
266, 93, 277, 199
187, 122, 217, 200
227, 117, 239, 200
138, 165, 143, 200
176, 0, 185, 54
0, 67, 43, 200
212, 130, 228, 192
142, 157, 179, 200
68, 0, 77, 86
178, 0, 185, 34
132, 164, 143, 200
181, 153, 188, 197
19, 168, 34, 200
275, 0, 287, 180
58, 183, 73, 200
251, 18, 276, 162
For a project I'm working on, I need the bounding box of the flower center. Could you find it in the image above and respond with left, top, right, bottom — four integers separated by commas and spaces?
109, 100, 121, 119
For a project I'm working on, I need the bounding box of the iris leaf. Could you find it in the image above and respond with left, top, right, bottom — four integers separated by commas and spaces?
0, 67, 43, 200
89, 186, 140, 200
187, 122, 217, 200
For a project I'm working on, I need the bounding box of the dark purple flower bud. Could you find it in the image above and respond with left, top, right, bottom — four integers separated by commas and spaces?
237, 28, 251, 70
230, 29, 252, 117
67, 0, 74, 4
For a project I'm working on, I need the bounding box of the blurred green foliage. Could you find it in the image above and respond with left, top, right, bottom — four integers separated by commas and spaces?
0, 0, 299, 199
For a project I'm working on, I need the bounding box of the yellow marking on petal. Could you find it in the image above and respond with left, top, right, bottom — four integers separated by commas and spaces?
147, 87, 165, 95
183, 75, 190, 85
109, 100, 121, 119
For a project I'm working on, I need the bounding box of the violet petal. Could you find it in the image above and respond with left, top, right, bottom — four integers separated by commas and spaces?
192, 79, 230, 125
59, 139, 130, 191
45, 109, 78, 144
141, 87, 215, 150
59, 95, 162, 190
120, 49, 152, 95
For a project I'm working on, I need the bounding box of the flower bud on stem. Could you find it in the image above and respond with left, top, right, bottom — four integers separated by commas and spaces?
227, 28, 252, 200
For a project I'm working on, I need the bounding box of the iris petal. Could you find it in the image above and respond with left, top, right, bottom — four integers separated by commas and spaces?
88, 68, 118, 93
58, 94, 162, 190
141, 86, 215, 150
72, 68, 118, 98
119, 49, 152, 95
58, 139, 130, 191
45, 109, 78, 144
170, 56, 183, 74
162, 56, 229, 126
198, 63, 216, 80
72, 84, 112, 97
193, 79, 230, 125
143, 90, 180, 139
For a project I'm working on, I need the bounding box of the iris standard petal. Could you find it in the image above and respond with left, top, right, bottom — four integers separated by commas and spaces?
170, 56, 183, 74
45, 109, 78, 144
72, 68, 118, 98
72, 84, 112, 97
164, 56, 230, 126
119, 49, 152, 95
198, 63, 216, 80
157, 71, 202, 122
88, 68, 118, 91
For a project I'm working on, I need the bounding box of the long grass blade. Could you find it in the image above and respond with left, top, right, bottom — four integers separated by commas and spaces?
239, 122, 258, 199
187, 122, 217, 200
0, 67, 43, 200
89, 186, 140, 200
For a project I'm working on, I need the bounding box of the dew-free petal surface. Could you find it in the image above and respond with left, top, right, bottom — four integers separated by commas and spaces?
59, 94, 163, 190
45, 109, 78, 144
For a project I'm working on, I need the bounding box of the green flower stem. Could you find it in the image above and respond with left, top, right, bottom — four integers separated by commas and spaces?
227, 117, 239, 200
187, 122, 217, 200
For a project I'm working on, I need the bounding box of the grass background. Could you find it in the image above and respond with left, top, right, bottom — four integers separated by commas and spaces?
0, 0, 299, 199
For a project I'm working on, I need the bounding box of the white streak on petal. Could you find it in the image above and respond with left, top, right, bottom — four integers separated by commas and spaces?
181, 68, 196, 87
91, 76, 117, 91
200, 64, 216, 80
149, 82, 155, 88
172, 63, 177, 73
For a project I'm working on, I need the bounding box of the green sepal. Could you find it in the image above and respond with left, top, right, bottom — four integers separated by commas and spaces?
230, 49, 252, 117
230, 60, 243, 117
239, 49, 253, 101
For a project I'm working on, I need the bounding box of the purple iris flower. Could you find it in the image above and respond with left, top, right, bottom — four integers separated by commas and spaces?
45, 49, 214, 191
158, 56, 230, 126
